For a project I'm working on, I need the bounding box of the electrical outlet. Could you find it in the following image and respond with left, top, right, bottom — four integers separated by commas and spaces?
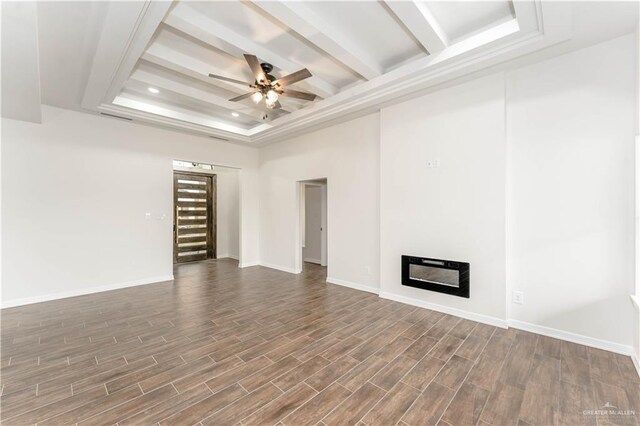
512, 291, 524, 305
365, 266, 371, 275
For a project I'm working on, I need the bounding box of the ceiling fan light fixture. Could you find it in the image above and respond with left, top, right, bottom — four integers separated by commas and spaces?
266, 90, 278, 103
251, 92, 263, 104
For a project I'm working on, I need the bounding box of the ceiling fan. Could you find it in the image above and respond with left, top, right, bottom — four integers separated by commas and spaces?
208, 54, 318, 110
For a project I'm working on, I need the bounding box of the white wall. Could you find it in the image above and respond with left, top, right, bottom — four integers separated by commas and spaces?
379, 73, 508, 325
216, 168, 240, 259
507, 34, 636, 348
1, 106, 259, 307
259, 113, 380, 291
635, 23, 640, 368
255, 34, 636, 351
303, 185, 322, 264
376, 34, 637, 347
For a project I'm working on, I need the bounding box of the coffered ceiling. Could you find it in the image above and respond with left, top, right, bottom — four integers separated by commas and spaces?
28, 1, 618, 145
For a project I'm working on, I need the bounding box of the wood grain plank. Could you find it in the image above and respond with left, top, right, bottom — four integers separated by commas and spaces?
323, 382, 387, 426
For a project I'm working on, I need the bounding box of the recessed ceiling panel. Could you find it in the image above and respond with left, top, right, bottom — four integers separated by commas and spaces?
183, 2, 361, 89
422, 1, 515, 41
57, 0, 577, 144
303, 1, 427, 72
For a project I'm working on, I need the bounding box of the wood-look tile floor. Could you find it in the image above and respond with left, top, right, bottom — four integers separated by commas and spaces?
1, 259, 638, 426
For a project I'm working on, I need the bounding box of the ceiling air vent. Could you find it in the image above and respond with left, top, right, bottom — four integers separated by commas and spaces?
209, 135, 229, 141
100, 112, 132, 121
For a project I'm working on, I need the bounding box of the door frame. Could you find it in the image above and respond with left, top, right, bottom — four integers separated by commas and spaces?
173, 171, 217, 263
295, 179, 328, 273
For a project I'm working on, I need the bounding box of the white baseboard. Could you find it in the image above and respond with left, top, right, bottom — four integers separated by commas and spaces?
326, 277, 379, 295
217, 254, 239, 261
304, 258, 322, 265
1, 275, 174, 309
379, 291, 508, 328
239, 261, 259, 268
632, 349, 640, 378
259, 262, 299, 274
508, 319, 634, 357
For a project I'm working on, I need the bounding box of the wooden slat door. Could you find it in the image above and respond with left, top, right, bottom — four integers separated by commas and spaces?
173, 172, 216, 263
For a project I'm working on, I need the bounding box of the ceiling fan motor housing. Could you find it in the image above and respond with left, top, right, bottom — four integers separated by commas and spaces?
260, 63, 277, 85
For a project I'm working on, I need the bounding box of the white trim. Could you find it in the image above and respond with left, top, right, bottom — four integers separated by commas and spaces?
239, 261, 259, 268
632, 350, 640, 378
1, 275, 174, 309
379, 291, 508, 328
217, 254, 239, 261
326, 277, 379, 295
508, 319, 634, 356
259, 262, 300, 274
304, 258, 322, 265
631, 294, 640, 311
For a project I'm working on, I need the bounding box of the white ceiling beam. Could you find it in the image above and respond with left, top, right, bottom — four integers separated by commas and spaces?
385, 1, 449, 54
164, 3, 338, 98
252, 1, 381, 80
81, 1, 173, 109
130, 68, 286, 121
142, 46, 250, 96
512, 0, 540, 33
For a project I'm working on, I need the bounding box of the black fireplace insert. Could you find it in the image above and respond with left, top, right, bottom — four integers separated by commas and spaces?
401, 255, 469, 298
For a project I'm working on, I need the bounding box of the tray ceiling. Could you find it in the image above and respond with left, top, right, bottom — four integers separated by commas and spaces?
67, 0, 574, 145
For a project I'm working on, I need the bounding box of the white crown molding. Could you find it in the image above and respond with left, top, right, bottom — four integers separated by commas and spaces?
97, 103, 254, 145
1, 275, 174, 309
79, 0, 574, 145
254, 1, 572, 145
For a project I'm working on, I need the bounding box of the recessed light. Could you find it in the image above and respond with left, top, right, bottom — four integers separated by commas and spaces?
148, 87, 159, 94
231, 112, 239, 117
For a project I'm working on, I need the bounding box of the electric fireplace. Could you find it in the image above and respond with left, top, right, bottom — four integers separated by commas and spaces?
401, 255, 469, 298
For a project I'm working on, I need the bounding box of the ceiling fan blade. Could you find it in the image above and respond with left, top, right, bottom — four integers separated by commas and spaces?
228, 92, 254, 102
273, 68, 312, 87
208, 73, 253, 86
279, 89, 317, 101
244, 54, 266, 84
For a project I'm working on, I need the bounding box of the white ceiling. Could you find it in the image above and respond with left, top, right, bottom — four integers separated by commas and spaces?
4, 1, 637, 145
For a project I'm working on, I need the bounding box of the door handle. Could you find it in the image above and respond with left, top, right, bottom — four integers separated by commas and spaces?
175, 206, 179, 244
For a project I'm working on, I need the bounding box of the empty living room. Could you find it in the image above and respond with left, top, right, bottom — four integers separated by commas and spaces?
2, 0, 640, 424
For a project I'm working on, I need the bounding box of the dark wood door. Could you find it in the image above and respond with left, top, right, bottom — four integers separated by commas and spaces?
174, 172, 216, 263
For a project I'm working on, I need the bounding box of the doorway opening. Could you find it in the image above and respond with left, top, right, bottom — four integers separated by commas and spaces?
297, 178, 327, 274
173, 160, 240, 265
